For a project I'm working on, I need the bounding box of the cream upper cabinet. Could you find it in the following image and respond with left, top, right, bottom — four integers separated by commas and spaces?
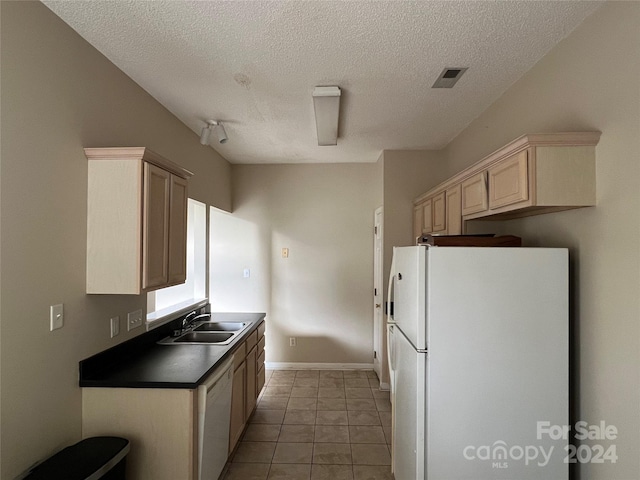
413, 204, 424, 240
422, 198, 433, 234
431, 192, 446, 233
461, 171, 488, 216
85, 147, 193, 294
414, 132, 600, 226
488, 150, 529, 209
445, 184, 462, 235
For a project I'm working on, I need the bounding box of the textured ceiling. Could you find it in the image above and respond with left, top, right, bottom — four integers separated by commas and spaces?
43, 1, 602, 164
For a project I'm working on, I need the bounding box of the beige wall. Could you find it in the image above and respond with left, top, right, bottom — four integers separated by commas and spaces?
444, 3, 640, 478
229, 163, 382, 365
0, 3, 231, 478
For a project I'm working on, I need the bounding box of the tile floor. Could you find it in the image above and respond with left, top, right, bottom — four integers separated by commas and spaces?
222, 369, 394, 480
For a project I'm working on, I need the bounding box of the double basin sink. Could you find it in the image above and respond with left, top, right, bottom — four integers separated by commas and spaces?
159, 320, 249, 345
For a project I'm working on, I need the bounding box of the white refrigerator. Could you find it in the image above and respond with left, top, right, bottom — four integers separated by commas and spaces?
388, 246, 569, 480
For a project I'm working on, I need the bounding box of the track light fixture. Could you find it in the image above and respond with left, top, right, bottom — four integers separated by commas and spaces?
200, 120, 228, 145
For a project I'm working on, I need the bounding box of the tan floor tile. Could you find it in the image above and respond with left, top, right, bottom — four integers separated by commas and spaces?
319, 378, 345, 388
272, 442, 314, 464
283, 410, 317, 425
259, 397, 290, 410
348, 426, 386, 444
344, 378, 370, 388
382, 425, 392, 445
317, 398, 346, 411
343, 371, 368, 379
352, 465, 393, 480
224, 462, 270, 479
365, 371, 378, 379
368, 377, 381, 389
312, 443, 352, 465
311, 464, 354, 480
264, 385, 294, 397
371, 389, 390, 399
345, 388, 373, 399
290, 386, 319, 398
268, 463, 311, 479
319, 370, 344, 379
296, 370, 320, 378
350, 444, 391, 466
252, 409, 286, 425
374, 398, 391, 412
314, 425, 350, 443
269, 377, 296, 386
347, 411, 380, 426
318, 387, 345, 399
315, 410, 348, 426
378, 411, 391, 427
278, 424, 316, 443
233, 441, 277, 463
294, 377, 320, 387
271, 370, 297, 378
287, 397, 318, 410
243, 424, 282, 442
346, 398, 377, 411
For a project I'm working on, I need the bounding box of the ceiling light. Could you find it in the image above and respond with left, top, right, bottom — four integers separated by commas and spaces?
312, 86, 341, 146
200, 120, 228, 145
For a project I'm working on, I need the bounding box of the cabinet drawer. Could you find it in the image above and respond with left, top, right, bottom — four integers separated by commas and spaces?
257, 350, 265, 367
489, 151, 529, 209
461, 172, 489, 215
257, 321, 266, 339
245, 330, 258, 352
258, 336, 265, 354
232, 341, 246, 365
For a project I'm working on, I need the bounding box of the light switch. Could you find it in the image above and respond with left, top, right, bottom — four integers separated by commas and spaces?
282, 248, 289, 258
243, 268, 251, 278
50, 304, 64, 331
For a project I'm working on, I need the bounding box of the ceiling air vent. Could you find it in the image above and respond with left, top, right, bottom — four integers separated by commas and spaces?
432, 67, 468, 88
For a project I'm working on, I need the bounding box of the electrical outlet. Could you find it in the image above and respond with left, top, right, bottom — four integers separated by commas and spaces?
243, 268, 251, 278
282, 248, 289, 258
50, 304, 64, 331
110, 316, 120, 338
127, 309, 143, 331
289, 337, 297, 347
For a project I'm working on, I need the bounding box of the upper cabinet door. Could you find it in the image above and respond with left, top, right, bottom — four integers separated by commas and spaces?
413, 204, 424, 240
431, 192, 446, 232
167, 175, 188, 286
461, 172, 488, 216
488, 151, 529, 209
422, 198, 433, 234
143, 163, 171, 290
445, 185, 462, 235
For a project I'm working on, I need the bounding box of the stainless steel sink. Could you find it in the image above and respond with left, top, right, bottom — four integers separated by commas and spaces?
194, 322, 246, 332
158, 319, 250, 345
173, 332, 234, 344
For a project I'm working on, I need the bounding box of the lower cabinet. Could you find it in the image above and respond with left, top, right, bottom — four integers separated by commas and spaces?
82, 386, 198, 480
229, 321, 266, 455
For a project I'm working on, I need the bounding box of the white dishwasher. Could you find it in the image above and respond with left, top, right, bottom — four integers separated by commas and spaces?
198, 356, 233, 480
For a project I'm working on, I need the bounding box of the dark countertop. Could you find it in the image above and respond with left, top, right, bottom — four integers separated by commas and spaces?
79, 312, 266, 389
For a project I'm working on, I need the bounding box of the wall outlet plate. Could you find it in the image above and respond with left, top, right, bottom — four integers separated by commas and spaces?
127, 309, 143, 331
110, 316, 120, 338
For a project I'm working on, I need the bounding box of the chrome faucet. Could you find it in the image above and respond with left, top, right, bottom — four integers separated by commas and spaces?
181, 311, 198, 333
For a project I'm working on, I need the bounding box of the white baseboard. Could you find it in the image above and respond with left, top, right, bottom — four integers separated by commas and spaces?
265, 362, 374, 371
